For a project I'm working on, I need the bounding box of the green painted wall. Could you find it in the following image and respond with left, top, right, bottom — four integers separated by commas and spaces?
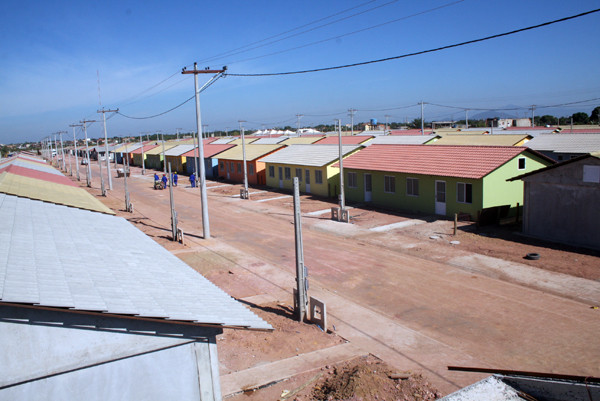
264, 163, 337, 197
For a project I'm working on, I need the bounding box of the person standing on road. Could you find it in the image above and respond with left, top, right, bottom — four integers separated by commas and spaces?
154, 173, 160, 189
190, 172, 196, 188
173, 172, 178, 187
161, 174, 168, 189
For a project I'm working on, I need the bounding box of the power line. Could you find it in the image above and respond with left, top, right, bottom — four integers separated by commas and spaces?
195, 0, 383, 65
225, 0, 464, 66
226, 8, 600, 77
117, 95, 195, 120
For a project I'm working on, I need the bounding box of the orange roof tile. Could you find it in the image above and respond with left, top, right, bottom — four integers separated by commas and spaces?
338, 145, 528, 179
314, 136, 372, 145
181, 144, 236, 158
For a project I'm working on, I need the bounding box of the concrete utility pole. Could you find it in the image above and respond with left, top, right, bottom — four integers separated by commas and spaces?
139, 134, 146, 174
97, 152, 106, 196
182, 63, 227, 240
168, 162, 178, 241
465, 109, 469, 129
348, 108, 357, 136
69, 124, 82, 181
57, 131, 67, 171
531, 105, 536, 127
176, 128, 182, 141
334, 118, 349, 223
421, 101, 425, 135
161, 132, 167, 175
80, 119, 96, 187
97, 108, 118, 190
293, 177, 308, 322
384, 115, 391, 135
193, 130, 200, 179
296, 114, 303, 136
53, 134, 59, 166
123, 143, 133, 213
239, 120, 249, 199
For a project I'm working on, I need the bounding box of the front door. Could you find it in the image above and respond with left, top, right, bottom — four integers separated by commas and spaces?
305, 169, 311, 193
364, 173, 372, 202
278, 167, 283, 188
435, 180, 446, 215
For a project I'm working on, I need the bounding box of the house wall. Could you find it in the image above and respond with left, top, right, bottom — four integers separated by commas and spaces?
521, 157, 600, 250
264, 163, 337, 197
218, 159, 266, 185
0, 305, 223, 401
187, 157, 219, 178
482, 152, 552, 214
166, 155, 186, 174
145, 154, 163, 170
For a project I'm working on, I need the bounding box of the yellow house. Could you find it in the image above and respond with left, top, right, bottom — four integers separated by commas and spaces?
259, 144, 363, 197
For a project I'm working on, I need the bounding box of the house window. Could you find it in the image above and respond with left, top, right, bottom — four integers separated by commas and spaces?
295, 168, 302, 181
237, 163, 241, 173
315, 170, 323, 184
249, 164, 255, 175
384, 176, 396, 193
348, 172, 357, 188
268, 165, 275, 178
406, 178, 419, 196
457, 182, 473, 203
518, 157, 526, 170
284, 167, 291, 179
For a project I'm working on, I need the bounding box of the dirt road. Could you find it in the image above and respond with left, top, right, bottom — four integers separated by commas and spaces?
81, 163, 600, 394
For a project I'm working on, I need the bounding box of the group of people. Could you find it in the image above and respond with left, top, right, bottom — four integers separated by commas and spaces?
153, 171, 199, 189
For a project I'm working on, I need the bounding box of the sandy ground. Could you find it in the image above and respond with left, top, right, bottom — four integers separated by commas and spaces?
76, 163, 599, 399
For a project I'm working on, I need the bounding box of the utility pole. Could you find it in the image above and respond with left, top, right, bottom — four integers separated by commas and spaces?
69, 124, 82, 181
97, 150, 106, 196
531, 105, 536, 127
333, 119, 349, 223
421, 101, 425, 135
203, 124, 209, 138
139, 134, 146, 174
176, 128, 182, 141
465, 109, 469, 129
80, 119, 96, 187
97, 108, 118, 190
239, 120, 249, 199
53, 134, 59, 166
168, 162, 178, 241
348, 108, 357, 136
193, 129, 200, 179
123, 143, 133, 213
58, 130, 67, 171
384, 115, 391, 135
182, 63, 227, 240
293, 177, 308, 322
161, 132, 167, 175
296, 114, 303, 136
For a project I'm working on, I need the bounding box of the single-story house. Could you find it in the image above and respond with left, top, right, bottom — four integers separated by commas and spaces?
508, 152, 600, 250
0, 155, 271, 400
313, 135, 373, 145
367, 135, 436, 145
164, 145, 196, 174
259, 144, 363, 197
524, 133, 600, 161
279, 136, 324, 145
144, 142, 179, 171
130, 143, 160, 167
217, 144, 285, 186
337, 144, 554, 220
111, 143, 143, 164
182, 143, 235, 178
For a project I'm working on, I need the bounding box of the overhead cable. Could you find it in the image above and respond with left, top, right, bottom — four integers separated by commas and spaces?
226, 8, 600, 77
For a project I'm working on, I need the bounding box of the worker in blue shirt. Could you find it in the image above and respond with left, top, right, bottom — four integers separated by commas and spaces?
190, 172, 196, 188
154, 173, 160, 189
161, 174, 168, 188
172, 172, 178, 187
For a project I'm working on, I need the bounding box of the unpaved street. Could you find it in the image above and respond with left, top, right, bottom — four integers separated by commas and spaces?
82, 163, 600, 395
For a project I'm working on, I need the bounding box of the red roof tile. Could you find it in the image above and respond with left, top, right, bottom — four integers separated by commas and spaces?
181, 144, 235, 158
337, 145, 527, 179
389, 129, 434, 136
130, 144, 159, 154
0, 164, 78, 186
314, 136, 372, 145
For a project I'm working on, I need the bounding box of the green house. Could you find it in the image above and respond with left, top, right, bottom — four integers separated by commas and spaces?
339, 144, 554, 219
259, 144, 363, 197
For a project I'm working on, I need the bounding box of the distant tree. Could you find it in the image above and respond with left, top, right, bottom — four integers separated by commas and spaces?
408, 118, 423, 129
591, 106, 600, 124
538, 115, 557, 126
571, 112, 589, 125
1, 145, 8, 158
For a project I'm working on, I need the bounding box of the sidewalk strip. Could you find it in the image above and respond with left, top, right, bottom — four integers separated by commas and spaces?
206, 184, 231, 189
255, 195, 291, 203
231, 191, 266, 198
370, 219, 427, 232
220, 342, 365, 397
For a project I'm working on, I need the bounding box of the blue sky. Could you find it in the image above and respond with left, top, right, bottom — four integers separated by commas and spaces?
1, 0, 599, 144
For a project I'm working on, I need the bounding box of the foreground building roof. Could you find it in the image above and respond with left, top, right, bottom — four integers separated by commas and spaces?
525, 133, 600, 153
259, 144, 361, 167
429, 134, 531, 146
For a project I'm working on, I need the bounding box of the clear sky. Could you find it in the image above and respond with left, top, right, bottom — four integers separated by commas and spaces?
1, 0, 599, 144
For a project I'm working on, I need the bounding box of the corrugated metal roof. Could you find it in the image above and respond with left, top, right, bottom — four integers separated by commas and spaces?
181, 144, 235, 158
314, 136, 373, 145
369, 135, 434, 145
144, 143, 179, 155
211, 138, 236, 144
229, 137, 259, 145
164, 145, 196, 156
525, 133, 600, 153
216, 144, 284, 161
389, 129, 434, 136
1, 158, 64, 176
429, 134, 530, 146
112, 143, 143, 153
259, 144, 361, 167
0, 193, 271, 330
338, 145, 528, 179
130, 144, 159, 154
251, 137, 287, 144
279, 137, 324, 145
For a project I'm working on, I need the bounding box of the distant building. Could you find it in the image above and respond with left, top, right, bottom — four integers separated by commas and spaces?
486, 118, 531, 128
